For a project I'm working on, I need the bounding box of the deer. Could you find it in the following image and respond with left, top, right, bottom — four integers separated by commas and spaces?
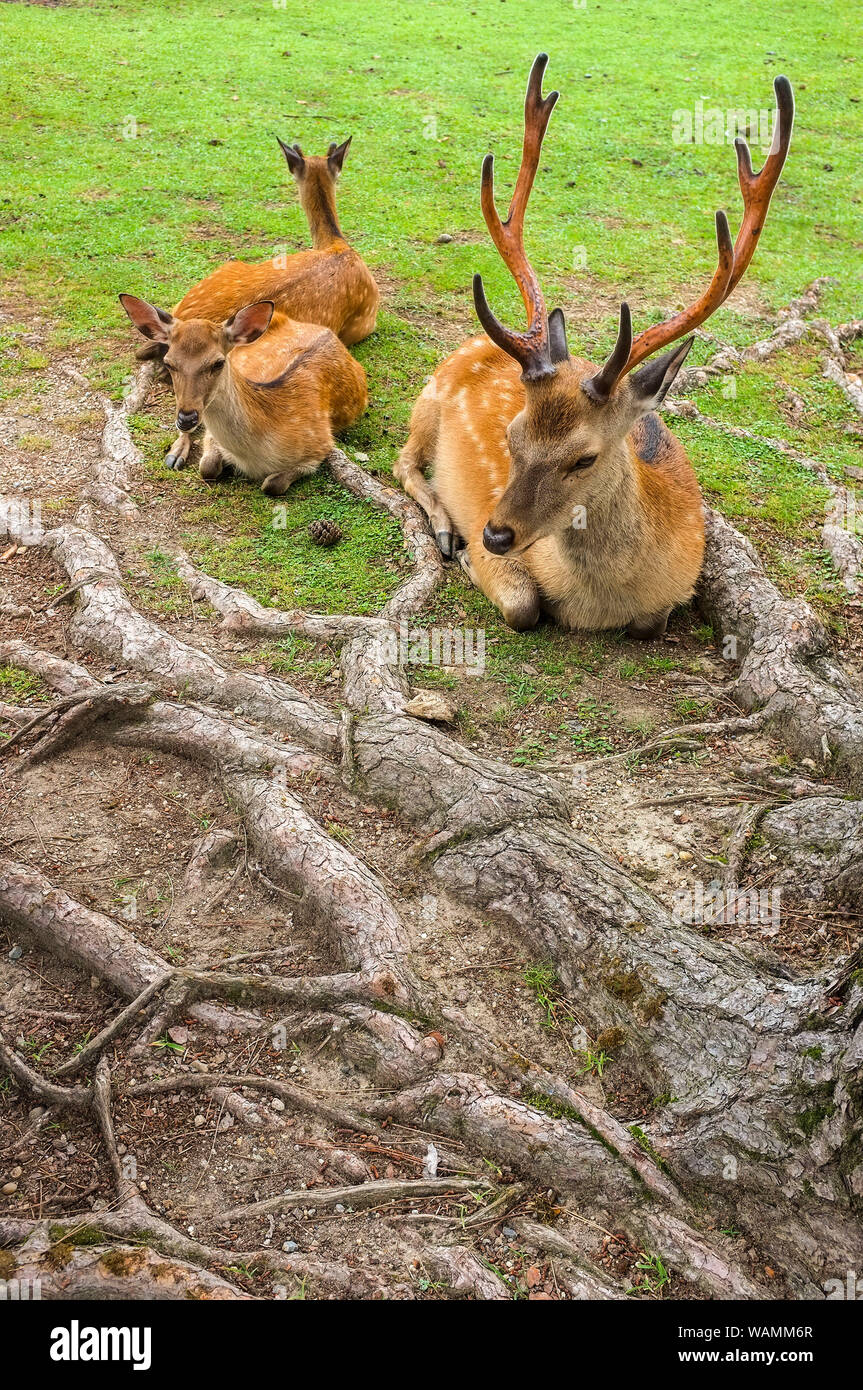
119, 295, 367, 494
395, 56, 793, 638
133, 137, 379, 465
170, 138, 379, 343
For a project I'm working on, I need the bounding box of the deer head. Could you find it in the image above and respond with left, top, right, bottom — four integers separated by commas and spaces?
276, 137, 352, 247
475, 56, 793, 556
276, 136, 352, 184
119, 296, 275, 432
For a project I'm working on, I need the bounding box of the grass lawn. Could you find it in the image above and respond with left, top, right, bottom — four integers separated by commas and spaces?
1, 0, 861, 661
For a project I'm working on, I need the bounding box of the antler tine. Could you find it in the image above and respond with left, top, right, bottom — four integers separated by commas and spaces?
585, 76, 793, 398
727, 74, 794, 295
473, 53, 560, 381
614, 210, 735, 378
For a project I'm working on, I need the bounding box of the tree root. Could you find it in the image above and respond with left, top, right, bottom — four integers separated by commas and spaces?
218, 1175, 493, 1224
699, 506, 863, 780
3, 317, 863, 1299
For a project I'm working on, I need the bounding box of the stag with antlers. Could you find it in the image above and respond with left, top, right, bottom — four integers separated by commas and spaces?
395, 55, 793, 637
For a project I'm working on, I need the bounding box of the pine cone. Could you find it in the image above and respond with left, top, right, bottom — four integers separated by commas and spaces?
307, 518, 343, 547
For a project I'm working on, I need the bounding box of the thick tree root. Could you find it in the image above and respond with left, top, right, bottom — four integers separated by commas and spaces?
3, 317, 863, 1299
700, 506, 863, 779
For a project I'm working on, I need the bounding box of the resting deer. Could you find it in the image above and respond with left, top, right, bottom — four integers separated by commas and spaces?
134, 138, 379, 421
395, 56, 793, 637
171, 138, 378, 344
120, 295, 367, 494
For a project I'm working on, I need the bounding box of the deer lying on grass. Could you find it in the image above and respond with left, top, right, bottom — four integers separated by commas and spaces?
134, 138, 379, 451
120, 295, 367, 494
395, 56, 793, 637
171, 138, 379, 345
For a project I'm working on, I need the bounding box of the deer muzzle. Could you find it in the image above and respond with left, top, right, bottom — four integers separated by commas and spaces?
483, 523, 516, 555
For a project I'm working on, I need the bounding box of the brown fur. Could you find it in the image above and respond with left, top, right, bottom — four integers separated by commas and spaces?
396, 336, 705, 633
121, 297, 367, 495
172, 151, 379, 347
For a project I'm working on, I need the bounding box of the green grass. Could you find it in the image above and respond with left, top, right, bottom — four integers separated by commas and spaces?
180, 471, 405, 617
1, 0, 860, 658
1, 0, 860, 337
0, 665, 44, 703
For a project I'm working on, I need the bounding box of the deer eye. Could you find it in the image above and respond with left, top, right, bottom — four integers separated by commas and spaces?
207, 360, 225, 373
564, 453, 597, 474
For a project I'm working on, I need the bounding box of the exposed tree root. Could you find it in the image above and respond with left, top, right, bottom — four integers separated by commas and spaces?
756, 795, 863, 908
219, 1175, 492, 1224
3, 307, 862, 1300
700, 506, 863, 780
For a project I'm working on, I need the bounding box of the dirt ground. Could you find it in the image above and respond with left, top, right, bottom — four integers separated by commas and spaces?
1, 291, 861, 1301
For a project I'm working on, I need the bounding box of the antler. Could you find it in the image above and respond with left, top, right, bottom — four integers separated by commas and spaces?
472, 54, 560, 382
584, 76, 794, 403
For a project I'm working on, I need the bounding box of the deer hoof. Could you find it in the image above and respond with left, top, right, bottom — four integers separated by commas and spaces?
436, 530, 461, 559
165, 453, 186, 470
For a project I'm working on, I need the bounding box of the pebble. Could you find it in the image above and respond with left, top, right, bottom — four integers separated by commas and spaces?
2, 1182, 18, 1195
435, 233, 454, 244
194, 1114, 206, 1127
282, 1240, 298, 1253
270, 1098, 285, 1112
502, 1226, 517, 1239
8, 945, 23, 962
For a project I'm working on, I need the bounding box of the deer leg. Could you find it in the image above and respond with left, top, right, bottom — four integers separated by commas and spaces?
198, 432, 225, 483
626, 607, 672, 640
394, 408, 459, 558
165, 431, 193, 471
260, 458, 323, 497
459, 536, 541, 632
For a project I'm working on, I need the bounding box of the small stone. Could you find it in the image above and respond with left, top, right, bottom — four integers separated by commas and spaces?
435, 233, 454, 244
8, 945, 23, 962
282, 1240, 298, 1253
502, 1226, 517, 1239
194, 1114, 206, 1127
10, 1167, 22, 1179
270, 1097, 285, 1112
2, 1182, 18, 1195
404, 690, 457, 724
335, 1204, 345, 1213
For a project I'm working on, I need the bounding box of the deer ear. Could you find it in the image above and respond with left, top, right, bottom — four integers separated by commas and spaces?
628, 337, 693, 412
119, 294, 172, 342
224, 301, 275, 346
548, 307, 569, 365
277, 138, 305, 177
327, 136, 352, 176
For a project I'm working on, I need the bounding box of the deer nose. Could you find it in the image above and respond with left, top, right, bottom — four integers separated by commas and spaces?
483, 523, 515, 555
177, 410, 199, 432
